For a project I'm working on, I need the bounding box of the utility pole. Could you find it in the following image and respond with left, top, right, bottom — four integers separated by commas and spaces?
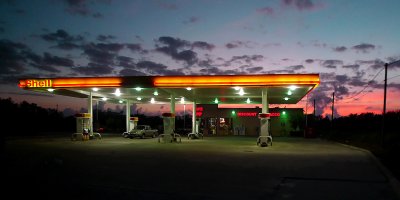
313, 99, 316, 117
382, 63, 388, 146
96, 100, 99, 131
305, 95, 308, 128
331, 92, 335, 128
381, 60, 400, 147
183, 104, 186, 131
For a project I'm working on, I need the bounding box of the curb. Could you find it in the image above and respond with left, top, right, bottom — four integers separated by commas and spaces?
336, 142, 400, 199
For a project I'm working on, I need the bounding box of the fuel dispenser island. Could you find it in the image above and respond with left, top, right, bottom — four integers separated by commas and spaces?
188, 118, 203, 139
71, 113, 101, 141
158, 112, 181, 143
257, 113, 272, 147
129, 117, 139, 131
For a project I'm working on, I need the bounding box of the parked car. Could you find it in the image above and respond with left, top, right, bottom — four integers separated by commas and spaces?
122, 125, 158, 139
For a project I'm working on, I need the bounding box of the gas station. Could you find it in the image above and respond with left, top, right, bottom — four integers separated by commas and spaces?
18, 74, 320, 146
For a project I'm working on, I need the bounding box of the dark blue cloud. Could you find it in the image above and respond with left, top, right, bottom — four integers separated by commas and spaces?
136, 61, 185, 75
286, 65, 305, 71
282, 0, 319, 10
352, 43, 375, 53
63, 0, 107, 18
40, 29, 84, 50
155, 36, 199, 65
97, 34, 116, 42
73, 62, 113, 75
321, 59, 343, 68
0, 39, 28, 75
305, 59, 314, 63
333, 46, 347, 52
342, 64, 360, 71
246, 66, 264, 73
119, 68, 147, 76
192, 41, 214, 51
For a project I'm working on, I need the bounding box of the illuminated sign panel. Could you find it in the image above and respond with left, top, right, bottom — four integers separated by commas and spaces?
21, 79, 53, 88
270, 112, 281, 117
153, 74, 320, 87
75, 113, 91, 118
238, 112, 281, 117
237, 112, 258, 117
130, 117, 139, 121
196, 107, 203, 117
19, 77, 123, 88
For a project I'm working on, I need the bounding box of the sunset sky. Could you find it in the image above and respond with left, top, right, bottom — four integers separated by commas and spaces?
0, 0, 399, 117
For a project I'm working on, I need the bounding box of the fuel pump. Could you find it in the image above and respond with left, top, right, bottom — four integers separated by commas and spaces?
257, 113, 272, 147
130, 117, 139, 131
71, 113, 91, 141
71, 113, 101, 141
158, 113, 181, 143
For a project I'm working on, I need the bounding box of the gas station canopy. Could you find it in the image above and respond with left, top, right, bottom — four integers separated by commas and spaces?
18, 74, 320, 104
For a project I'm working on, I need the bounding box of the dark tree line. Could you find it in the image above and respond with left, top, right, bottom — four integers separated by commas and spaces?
0, 98, 180, 136
307, 111, 400, 149
0, 98, 74, 136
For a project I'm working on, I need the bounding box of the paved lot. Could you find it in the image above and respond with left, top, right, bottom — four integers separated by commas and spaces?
2, 135, 399, 200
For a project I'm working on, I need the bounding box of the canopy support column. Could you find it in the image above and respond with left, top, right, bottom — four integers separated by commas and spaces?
159, 94, 180, 143
192, 100, 196, 134
126, 99, 131, 133
257, 88, 272, 147
88, 91, 93, 135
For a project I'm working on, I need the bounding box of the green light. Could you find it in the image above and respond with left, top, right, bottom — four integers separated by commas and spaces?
231, 110, 236, 115
282, 111, 286, 115
214, 98, 219, 104
246, 98, 251, 104
287, 90, 292, 95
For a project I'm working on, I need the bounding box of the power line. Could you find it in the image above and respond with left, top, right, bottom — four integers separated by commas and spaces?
388, 74, 400, 80
340, 73, 400, 104
338, 72, 400, 104
340, 79, 385, 103
338, 67, 384, 103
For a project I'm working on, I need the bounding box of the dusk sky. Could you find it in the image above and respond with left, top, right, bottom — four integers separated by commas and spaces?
0, 0, 399, 117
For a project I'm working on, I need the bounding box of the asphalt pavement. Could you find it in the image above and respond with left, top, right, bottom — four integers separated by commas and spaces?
2, 135, 399, 200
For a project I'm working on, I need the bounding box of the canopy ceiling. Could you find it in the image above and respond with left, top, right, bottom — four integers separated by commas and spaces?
19, 74, 320, 105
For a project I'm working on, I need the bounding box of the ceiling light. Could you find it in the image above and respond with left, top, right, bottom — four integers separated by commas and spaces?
137, 97, 142, 100
214, 98, 219, 104
153, 91, 159, 96
47, 88, 54, 92
92, 88, 99, 92
238, 88, 245, 96
102, 97, 108, 101
186, 87, 192, 91
119, 100, 123, 103
287, 90, 292, 95
284, 97, 289, 101
135, 87, 142, 91
233, 87, 241, 91
114, 88, 121, 96
288, 85, 297, 90
150, 98, 155, 104
180, 97, 185, 104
